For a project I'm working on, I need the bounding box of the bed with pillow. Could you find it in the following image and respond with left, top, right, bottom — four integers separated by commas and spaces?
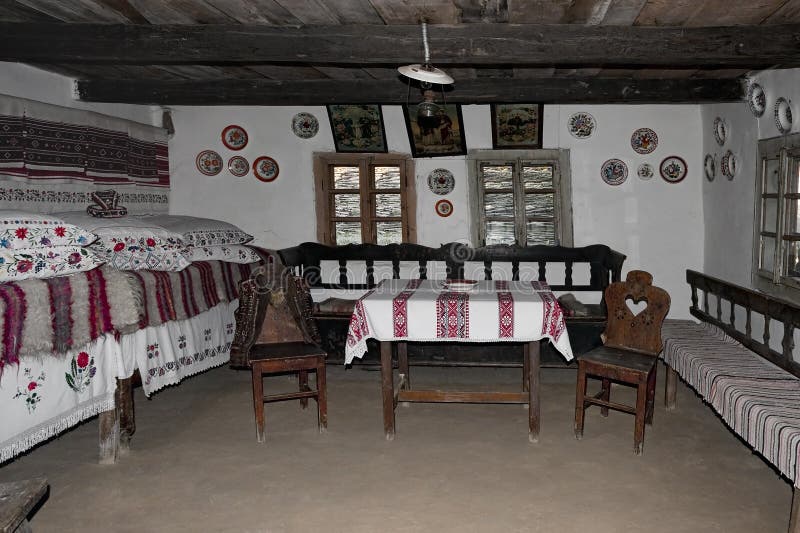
0, 210, 263, 464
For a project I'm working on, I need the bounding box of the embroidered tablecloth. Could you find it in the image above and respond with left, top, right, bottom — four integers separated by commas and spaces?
344, 279, 573, 364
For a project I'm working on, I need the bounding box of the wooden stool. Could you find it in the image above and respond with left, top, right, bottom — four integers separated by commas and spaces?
250, 343, 327, 442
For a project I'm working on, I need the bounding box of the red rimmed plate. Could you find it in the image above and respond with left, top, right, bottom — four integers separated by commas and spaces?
252, 156, 279, 182
228, 156, 249, 177
435, 199, 453, 217
195, 149, 223, 176
221, 124, 248, 150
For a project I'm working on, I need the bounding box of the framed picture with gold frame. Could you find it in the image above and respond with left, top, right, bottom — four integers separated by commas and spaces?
402, 103, 466, 158
490, 103, 544, 149
326, 104, 388, 153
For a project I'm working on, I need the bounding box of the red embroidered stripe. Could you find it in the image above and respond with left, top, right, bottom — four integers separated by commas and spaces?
540, 291, 564, 341
392, 279, 423, 337
496, 281, 514, 338
132, 272, 150, 329
436, 291, 470, 338
0, 283, 26, 371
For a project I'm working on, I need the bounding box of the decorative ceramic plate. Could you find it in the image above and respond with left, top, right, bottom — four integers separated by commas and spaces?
446, 279, 478, 292
427, 168, 455, 195
721, 150, 737, 180
195, 149, 223, 176
228, 156, 249, 177
435, 199, 454, 217
291, 112, 319, 139
660, 156, 688, 184
637, 163, 654, 181
713, 117, 727, 146
704, 154, 716, 182
600, 158, 628, 186
775, 97, 793, 134
630, 128, 658, 154
747, 82, 767, 117
252, 156, 279, 182
221, 125, 248, 150
567, 112, 596, 139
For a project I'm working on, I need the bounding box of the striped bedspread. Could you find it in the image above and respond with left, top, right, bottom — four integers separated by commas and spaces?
127, 261, 254, 330
662, 320, 800, 486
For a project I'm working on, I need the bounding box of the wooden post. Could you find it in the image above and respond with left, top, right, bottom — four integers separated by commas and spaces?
397, 341, 410, 390
116, 377, 134, 455
528, 341, 541, 443
98, 407, 120, 465
790, 487, 800, 533
665, 366, 678, 410
380, 342, 395, 441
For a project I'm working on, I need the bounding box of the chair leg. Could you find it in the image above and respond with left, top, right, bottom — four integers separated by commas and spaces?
600, 378, 611, 417
574, 363, 587, 440
522, 343, 530, 392
633, 380, 648, 455
299, 370, 309, 409
316, 358, 328, 433
251, 364, 265, 443
397, 342, 411, 390
645, 365, 657, 425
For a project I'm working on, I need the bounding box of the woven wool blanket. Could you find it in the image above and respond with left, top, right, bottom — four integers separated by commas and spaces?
0, 265, 141, 372
127, 261, 254, 330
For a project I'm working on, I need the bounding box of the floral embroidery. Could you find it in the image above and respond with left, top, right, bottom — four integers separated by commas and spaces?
204, 328, 212, 342
146, 343, 160, 359
225, 322, 235, 335
89, 236, 190, 271
0, 216, 96, 249
65, 351, 97, 393
177, 334, 186, 349
14, 367, 46, 413
182, 229, 253, 247
186, 244, 260, 264
0, 246, 104, 281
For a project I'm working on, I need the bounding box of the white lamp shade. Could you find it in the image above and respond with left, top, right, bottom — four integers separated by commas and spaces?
397, 64, 454, 85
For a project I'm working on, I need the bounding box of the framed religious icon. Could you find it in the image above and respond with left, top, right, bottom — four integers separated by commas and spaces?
402, 103, 466, 158
490, 103, 544, 149
326, 104, 388, 153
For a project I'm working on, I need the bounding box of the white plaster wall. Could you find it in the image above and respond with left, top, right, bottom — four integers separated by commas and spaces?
699, 102, 758, 287
169, 103, 704, 317
0, 62, 157, 125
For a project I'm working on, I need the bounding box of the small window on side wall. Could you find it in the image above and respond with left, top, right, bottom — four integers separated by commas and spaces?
313, 153, 416, 245
753, 134, 800, 301
468, 149, 573, 247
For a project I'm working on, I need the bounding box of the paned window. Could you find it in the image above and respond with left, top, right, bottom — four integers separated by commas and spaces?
468, 149, 572, 246
753, 134, 800, 300
313, 153, 415, 245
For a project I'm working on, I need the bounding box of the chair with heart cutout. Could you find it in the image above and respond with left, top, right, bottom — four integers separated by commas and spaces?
573, 270, 670, 454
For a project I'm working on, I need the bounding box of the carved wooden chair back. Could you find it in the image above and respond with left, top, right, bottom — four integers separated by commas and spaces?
602, 270, 671, 355
231, 267, 272, 364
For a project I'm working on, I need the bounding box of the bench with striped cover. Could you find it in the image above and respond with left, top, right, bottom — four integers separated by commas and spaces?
662, 271, 800, 533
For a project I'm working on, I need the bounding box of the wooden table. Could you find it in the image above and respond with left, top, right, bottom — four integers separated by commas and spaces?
344, 279, 573, 441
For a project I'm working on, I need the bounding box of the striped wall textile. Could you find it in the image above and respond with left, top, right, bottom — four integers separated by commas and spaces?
661, 320, 800, 487
0, 94, 169, 214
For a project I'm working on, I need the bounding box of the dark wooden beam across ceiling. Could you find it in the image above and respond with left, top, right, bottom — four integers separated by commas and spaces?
1, 22, 799, 67
76, 77, 744, 105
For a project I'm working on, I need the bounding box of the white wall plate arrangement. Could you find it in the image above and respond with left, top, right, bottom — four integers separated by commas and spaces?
720, 150, 737, 180
704, 154, 715, 182
747, 82, 767, 117
775, 97, 794, 134
713, 117, 728, 146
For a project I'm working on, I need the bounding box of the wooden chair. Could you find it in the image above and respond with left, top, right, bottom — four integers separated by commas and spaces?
232, 268, 327, 443
574, 270, 670, 454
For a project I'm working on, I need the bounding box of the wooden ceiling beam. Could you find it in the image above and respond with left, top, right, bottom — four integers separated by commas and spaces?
1, 22, 799, 67
75, 77, 743, 105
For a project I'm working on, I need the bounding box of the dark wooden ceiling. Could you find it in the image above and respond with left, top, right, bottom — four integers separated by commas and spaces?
2, 0, 800, 105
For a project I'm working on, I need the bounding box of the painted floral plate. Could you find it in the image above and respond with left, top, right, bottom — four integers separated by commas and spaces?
196, 149, 223, 176
660, 156, 688, 184
427, 168, 455, 195
253, 156, 279, 182
637, 163, 654, 181
292, 112, 319, 139
600, 158, 628, 186
568, 112, 596, 139
228, 156, 249, 177
631, 128, 658, 154
435, 199, 454, 217
221, 124, 248, 150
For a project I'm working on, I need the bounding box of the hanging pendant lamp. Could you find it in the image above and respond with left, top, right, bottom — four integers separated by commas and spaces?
397, 21, 454, 85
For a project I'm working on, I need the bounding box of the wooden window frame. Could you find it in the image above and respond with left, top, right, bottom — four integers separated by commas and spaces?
467, 148, 573, 247
313, 152, 416, 245
753, 133, 800, 303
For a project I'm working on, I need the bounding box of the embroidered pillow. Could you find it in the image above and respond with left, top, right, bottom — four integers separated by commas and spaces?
0, 211, 97, 250
185, 244, 261, 264
56, 211, 190, 272
0, 245, 104, 281
87, 239, 189, 271
141, 215, 253, 247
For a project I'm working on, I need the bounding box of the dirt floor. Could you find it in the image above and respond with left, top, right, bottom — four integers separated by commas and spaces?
0, 363, 793, 533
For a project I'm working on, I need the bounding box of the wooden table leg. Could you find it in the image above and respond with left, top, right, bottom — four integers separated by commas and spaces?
528, 341, 541, 443
397, 341, 410, 390
380, 341, 395, 441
